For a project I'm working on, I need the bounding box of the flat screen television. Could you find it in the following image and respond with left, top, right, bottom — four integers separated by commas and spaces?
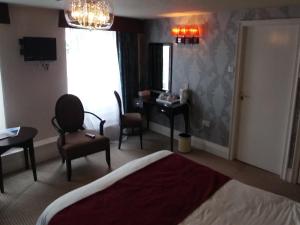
20, 37, 57, 61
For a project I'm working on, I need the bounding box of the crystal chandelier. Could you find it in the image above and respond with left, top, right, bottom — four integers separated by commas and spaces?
65, 0, 114, 30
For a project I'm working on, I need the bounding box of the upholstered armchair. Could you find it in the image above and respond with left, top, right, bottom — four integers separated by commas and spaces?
51, 94, 110, 181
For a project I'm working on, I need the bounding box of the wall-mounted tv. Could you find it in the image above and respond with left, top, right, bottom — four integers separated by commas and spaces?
19, 37, 57, 61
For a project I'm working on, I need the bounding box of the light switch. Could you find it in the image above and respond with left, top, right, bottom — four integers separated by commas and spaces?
228, 65, 234, 73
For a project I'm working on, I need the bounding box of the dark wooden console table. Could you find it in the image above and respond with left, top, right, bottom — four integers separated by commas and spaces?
0, 127, 38, 193
134, 97, 189, 151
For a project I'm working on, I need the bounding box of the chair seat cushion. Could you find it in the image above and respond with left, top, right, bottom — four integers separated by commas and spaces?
122, 113, 142, 127
58, 130, 109, 159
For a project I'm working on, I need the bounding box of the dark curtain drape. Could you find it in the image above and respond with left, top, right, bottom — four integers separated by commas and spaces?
0, 3, 10, 24
149, 44, 163, 90
117, 32, 139, 113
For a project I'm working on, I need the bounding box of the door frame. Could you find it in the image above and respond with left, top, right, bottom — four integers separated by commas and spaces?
229, 18, 300, 182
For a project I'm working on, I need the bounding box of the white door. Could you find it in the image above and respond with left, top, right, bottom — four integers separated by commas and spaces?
236, 23, 300, 174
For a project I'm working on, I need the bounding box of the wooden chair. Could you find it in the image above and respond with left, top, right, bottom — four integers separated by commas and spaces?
114, 91, 143, 149
52, 94, 110, 181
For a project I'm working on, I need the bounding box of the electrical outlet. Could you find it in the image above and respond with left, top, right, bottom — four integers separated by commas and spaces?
202, 120, 210, 128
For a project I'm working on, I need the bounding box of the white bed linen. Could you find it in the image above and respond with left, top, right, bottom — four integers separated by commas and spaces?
180, 180, 300, 225
37, 150, 300, 225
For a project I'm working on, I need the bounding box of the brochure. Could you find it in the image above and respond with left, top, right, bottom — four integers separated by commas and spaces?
0, 127, 20, 140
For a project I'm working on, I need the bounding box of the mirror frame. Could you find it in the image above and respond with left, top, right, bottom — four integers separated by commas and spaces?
148, 42, 173, 92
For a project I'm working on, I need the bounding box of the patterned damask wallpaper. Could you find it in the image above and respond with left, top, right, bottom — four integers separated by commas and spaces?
145, 5, 300, 147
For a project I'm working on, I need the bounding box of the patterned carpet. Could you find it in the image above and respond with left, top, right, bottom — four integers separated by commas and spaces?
1, 131, 300, 225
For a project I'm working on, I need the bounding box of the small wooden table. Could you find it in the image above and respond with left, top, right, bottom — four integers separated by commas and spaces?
0, 127, 38, 193
134, 97, 189, 151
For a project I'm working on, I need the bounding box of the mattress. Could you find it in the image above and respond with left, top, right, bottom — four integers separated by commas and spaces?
37, 150, 300, 225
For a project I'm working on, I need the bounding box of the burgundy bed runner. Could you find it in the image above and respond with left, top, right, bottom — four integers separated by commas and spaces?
49, 154, 230, 225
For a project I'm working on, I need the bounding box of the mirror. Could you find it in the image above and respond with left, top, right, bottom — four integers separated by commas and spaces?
148, 43, 173, 92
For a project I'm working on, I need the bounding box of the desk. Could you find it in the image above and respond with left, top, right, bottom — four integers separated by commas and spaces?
135, 97, 189, 151
0, 127, 38, 193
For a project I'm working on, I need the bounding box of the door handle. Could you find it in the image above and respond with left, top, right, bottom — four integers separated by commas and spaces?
240, 95, 250, 100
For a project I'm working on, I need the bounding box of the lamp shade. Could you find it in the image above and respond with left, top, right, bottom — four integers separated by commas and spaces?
171, 24, 203, 44
171, 27, 180, 36
179, 26, 187, 36
188, 26, 198, 37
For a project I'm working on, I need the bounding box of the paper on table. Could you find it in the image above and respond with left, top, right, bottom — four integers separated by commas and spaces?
0, 127, 20, 140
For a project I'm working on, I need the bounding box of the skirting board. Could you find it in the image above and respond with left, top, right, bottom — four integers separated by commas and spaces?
149, 122, 229, 159
2, 136, 59, 174
34, 136, 58, 148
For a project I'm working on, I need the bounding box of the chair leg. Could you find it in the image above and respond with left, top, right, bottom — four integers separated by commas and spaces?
0, 156, 4, 193
140, 125, 143, 149
66, 160, 72, 181
58, 148, 65, 164
23, 147, 29, 169
118, 126, 122, 150
106, 145, 111, 168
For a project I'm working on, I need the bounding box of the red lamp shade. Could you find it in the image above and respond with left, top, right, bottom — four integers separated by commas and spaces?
179, 26, 187, 36
188, 25, 203, 37
189, 26, 198, 36
171, 24, 203, 44
198, 26, 204, 37
171, 27, 180, 36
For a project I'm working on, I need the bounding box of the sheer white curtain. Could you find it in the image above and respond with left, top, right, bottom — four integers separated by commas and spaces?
66, 29, 121, 140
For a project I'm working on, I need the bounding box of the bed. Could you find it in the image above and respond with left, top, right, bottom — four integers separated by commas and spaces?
37, 150, 300, 225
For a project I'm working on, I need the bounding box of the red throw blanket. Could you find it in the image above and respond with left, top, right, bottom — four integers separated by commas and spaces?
49, 154, 230, 225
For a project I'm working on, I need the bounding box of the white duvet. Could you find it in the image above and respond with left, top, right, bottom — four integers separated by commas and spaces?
37, 150, 300, 225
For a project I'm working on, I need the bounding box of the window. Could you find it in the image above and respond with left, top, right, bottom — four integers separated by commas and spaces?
66, 29, 121, 137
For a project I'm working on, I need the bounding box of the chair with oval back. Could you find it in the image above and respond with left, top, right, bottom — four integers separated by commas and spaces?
52, 94, 110, 181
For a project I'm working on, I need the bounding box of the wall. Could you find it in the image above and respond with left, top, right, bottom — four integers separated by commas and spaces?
145, 6, 300, 147
0, 5, 68, 141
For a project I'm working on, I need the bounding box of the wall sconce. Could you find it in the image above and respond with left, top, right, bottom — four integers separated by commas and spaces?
171, 25, 203, 44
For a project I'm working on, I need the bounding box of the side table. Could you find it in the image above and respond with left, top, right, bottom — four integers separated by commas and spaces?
0, 127, 38, 193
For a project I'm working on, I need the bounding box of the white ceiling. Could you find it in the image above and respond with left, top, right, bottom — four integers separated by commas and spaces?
2, 0, 300, 18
